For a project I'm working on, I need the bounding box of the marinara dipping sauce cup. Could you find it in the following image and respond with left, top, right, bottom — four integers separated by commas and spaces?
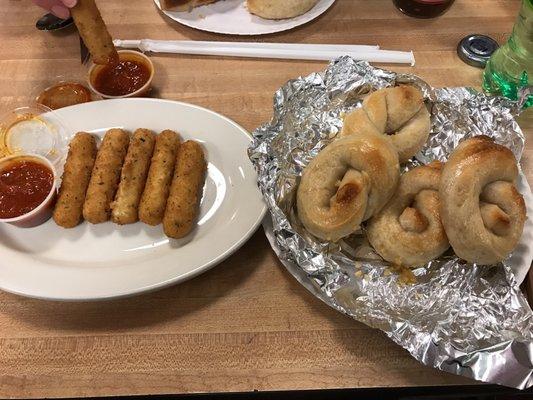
0, 154, 57, 228
87, 50, 154, 99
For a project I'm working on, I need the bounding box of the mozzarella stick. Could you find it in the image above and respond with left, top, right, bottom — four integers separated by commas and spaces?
139, 130, 180, 226
163, 141, 207, 239
71, 0, 118, 65
83, 129, 130, 224
111, 129, 155, 225
53, 132, 97, 228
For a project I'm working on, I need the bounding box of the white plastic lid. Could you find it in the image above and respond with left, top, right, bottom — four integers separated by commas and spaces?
0, 104, 72, 167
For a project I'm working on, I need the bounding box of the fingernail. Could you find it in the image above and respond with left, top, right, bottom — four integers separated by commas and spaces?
63, 0, 77, 7
51, 5, 70, 19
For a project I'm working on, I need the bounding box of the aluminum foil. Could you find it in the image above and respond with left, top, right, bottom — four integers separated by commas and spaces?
248, 57, 533, 389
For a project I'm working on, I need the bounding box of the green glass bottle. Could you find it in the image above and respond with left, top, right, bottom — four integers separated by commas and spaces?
483, 0, 533, 108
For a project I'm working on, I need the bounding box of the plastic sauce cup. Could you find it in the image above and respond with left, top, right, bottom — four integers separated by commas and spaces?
87, 50, 155, 99
0, 154, 57, 228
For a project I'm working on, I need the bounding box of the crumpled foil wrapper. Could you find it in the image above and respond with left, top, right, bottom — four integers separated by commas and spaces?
248, 57, 533, 389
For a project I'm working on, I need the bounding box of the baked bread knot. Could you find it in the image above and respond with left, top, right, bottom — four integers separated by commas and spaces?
341, 85, 431, 163
297, 133, 400, 242
440, 136, 526, 265
366, 162, 449, 267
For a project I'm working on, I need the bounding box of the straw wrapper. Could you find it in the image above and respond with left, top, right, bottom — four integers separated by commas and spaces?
113, 39, 415, 64
248, 57, 533, 389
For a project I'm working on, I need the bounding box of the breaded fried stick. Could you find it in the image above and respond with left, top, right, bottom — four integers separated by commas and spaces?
139, 130, 180, 226
163, 141, 207, 239
53, 132, 97, 228
111, 129, 155, 225
83, 129, 129, 224
71, 0, 118, 65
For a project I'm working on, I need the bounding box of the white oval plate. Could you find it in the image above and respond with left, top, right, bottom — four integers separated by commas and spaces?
153, 0, 336, 35
0, 99, 266, 301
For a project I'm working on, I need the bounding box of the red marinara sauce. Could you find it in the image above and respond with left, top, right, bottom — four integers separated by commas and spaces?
0, 160, 54, 219
93, 59, 151, 97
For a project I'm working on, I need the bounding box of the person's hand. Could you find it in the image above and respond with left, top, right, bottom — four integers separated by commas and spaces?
33, 0, 78, 19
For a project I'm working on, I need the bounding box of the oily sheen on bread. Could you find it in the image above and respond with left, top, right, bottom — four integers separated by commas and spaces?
439, 136, 526, 265
161, 0, 219, 11
367, 162, 449, 267
341, 85, 430, 163
297, 133, 400, 242
247, 0, 320, 19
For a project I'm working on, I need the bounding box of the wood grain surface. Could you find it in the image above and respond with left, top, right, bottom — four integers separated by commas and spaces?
0, 0, 531, 398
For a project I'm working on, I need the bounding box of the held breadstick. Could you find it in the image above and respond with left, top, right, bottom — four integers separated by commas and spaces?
83, 129, 129, 224
111, 129, 156, 225
53, 132, 97, 228
71, 0, 118, 65
163, 141, 207, 239
139, 130, 180, 226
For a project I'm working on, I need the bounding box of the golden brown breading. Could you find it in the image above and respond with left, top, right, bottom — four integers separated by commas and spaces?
53, 132, 97, 228
83, 129, 130, 224
71, 0, 118, 65
111, 129, 156, 225
139, 130, 180, 226
163, 140, 207, 239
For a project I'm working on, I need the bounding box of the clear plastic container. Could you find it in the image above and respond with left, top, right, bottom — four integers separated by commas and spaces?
0, 104, 73, 171
32, 75, 101, 110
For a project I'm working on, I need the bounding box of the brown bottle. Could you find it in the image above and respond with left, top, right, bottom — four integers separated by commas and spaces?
393, 0, 455, 18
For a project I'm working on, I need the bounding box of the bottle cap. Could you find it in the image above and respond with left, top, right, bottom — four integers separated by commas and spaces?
457, 34, 499, 68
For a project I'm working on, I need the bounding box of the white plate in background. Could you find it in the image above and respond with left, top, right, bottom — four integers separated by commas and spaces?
153, 0, 336, 35
0, 98, 266, 301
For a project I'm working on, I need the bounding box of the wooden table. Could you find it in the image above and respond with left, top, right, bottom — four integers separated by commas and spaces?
0, 0, 531, 398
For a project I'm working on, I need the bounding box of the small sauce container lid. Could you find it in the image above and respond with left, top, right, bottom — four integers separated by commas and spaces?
0, 104, 73, 169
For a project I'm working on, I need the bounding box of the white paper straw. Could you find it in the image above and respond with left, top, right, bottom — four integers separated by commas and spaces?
113, 39, 415, 65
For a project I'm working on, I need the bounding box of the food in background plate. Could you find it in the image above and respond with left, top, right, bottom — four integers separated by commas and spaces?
247, 0, 320, 19
71, 0, 118, 65
340, 85, 430, 163
111, 129, 156, 225
366, 162, 449, 267
36, 82, 93, 110
439, 136, 526, 264
83, 128, 130, 224
0, 156, 54, 220
161, 0, 220, 11
53, 132, 97, 228
139, 130, 180, 226
297, 133, 399, 242
163, 140, 207, 239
